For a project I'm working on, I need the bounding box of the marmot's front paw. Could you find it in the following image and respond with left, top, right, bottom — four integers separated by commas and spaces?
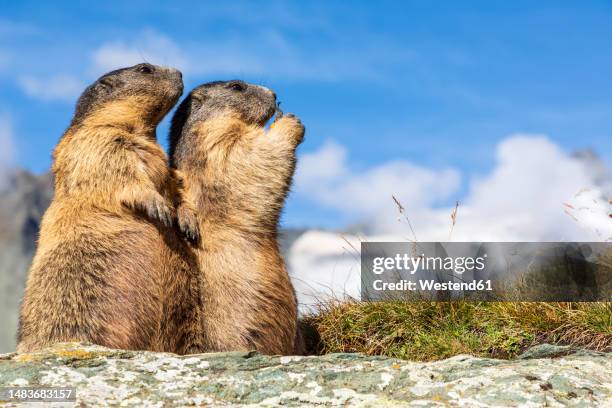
144, 195, 175, 228
272, 113, 305, 145
124, 192, 175, 227
177, 205, 201, 245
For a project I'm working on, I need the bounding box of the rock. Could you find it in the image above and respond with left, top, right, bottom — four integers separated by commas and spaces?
0, 343, 610, 407
517, 344, 575, 360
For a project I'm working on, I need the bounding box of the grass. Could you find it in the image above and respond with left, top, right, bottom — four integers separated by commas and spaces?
301, 301, 612, 361
297, 196, 612, 361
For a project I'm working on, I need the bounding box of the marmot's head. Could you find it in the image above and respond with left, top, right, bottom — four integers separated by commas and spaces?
169, 80, 276, 149
72, 63, 183, 127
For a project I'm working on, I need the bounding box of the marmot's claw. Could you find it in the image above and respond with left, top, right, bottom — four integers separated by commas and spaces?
179, 219, 200, 245
150, 202, 174, 228
177, 206, 201, 245
181, 223, 201, 245
121, 195, 174, 227
137, 194, 175, 228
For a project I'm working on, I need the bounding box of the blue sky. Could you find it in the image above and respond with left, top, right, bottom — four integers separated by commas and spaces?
1, 1, 611, 230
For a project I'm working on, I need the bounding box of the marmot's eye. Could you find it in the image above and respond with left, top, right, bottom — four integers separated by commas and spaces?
229, 82, 245, 92
137, 64, 154, 74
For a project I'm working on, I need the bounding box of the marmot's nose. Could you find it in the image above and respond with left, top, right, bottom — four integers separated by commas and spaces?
271, 91, 277, 101
167, 67, 182, 79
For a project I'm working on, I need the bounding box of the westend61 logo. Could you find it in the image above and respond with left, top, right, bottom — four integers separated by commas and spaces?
361, 242, 611, 302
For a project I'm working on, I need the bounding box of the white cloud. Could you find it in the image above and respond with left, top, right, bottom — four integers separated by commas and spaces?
454, 135, 608, 241
294, 135, 611, 242
564, 188, 611, 240
18, 74, 83, 102
289, 230, 361, 311
289, 135, 612, 309
295, 140, 348, 187
295, 140, 461, 217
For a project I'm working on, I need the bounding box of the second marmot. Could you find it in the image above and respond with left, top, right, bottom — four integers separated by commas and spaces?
169, 80, 304, 355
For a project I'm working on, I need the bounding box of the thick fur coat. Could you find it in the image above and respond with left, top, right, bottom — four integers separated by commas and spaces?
18, 64, 202, 354
170, 81, 304, 355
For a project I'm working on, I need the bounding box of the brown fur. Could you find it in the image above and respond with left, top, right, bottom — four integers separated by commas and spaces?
173, 99, 304, 355
17, 67, 203, 354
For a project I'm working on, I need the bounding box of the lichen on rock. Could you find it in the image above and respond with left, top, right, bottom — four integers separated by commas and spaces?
0, 342, 610, 407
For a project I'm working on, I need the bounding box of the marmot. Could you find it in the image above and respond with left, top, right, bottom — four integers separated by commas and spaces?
169, 80, 304, 355
17, 63, 203, 354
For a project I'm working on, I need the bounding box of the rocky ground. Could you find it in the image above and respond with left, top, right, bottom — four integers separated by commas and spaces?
0, 342, 610, 407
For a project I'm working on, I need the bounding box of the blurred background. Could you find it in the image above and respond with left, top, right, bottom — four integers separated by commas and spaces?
1, 1, 611, 352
